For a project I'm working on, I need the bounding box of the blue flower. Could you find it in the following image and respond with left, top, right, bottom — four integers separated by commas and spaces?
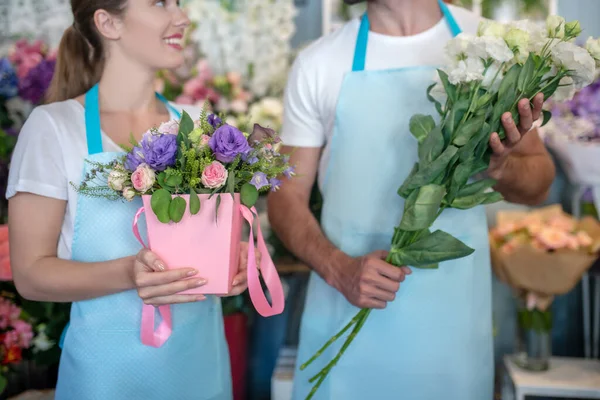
0, 58, 18, 99
250, 172, 269, 190
269, 178, 282, 192
208, 114, 222, 128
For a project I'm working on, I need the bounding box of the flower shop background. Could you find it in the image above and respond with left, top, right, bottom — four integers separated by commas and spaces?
1, 0, 600, 399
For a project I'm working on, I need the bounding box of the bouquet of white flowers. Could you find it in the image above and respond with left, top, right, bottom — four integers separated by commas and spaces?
300, 15, 600, 400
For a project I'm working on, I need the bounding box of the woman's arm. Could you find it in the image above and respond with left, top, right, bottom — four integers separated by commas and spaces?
9, 192, 205, 304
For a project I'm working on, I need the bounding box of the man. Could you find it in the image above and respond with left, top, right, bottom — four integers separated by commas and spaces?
268, 0, 555, 398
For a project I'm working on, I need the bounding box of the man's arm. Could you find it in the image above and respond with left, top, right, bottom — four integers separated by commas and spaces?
267, 146, 410, 309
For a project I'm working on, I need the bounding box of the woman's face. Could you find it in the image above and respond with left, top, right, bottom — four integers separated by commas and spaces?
116, 0, 190, 70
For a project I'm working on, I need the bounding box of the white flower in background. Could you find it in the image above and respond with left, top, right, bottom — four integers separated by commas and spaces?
448, 58, 485, 85
546, 15, 566, 39
32, 324, 54, 352
585, 37, 600, 66
551, 41, 596, 88
468, 36, 514, 63
477, 20, 506, 38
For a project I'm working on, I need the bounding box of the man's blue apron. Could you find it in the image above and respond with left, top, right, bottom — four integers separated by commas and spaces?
55, 84, 232, 400
292, 2, 494, 399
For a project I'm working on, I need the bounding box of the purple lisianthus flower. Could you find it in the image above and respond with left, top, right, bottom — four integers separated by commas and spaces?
250, 172, 269, 190
0, 58, 18, 99
269, 178, 282, 192
209, 124, 251, 163
124, 146, 145, 172
283, 166, 295, 179
140, 133, 178, 171
207, 114, 222, 128
17, 59, 55, 104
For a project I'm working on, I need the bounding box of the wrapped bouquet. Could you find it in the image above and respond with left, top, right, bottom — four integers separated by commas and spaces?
75, 108, 291, 314
302, 16, 600, 398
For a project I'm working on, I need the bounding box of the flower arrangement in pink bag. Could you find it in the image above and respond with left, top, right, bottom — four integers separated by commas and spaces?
75, 107, 293, 221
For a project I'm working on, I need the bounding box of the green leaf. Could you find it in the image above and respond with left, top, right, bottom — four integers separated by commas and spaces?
399, 185, 446, 231
451, 191, 503, 209
437, 69, 456, 103
541, 77, 561, 100
129, 132, 138, 148
189, 188, 200, 215
166, 174, 183, 187
452, 115, 485, 147
398, 163, 419, 198
409, 114, 436, 143
476, 92, 494, 109
398, 146, 458, 196
169, 196, 187, 223
392, 230, 474, 267
418, 126, 444, 165
457, 178, 497, 197
0, 373, 7, 394
426, 83, 444, 115
157, 172, 168, 188
151, 189, 172, 223
541, 109, 552, 127
178, 111, 194, 136
226, 169, 235, 196
447, 99, 470, 138
499, 63, 521, 100
518, 53, 535, 92
240, 183, 259, 208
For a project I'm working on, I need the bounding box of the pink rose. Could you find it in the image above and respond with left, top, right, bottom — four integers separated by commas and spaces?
536, 227, 569, 250
131, 164, 156, 193
201, 161, 228, 189
158, 120, 179, 136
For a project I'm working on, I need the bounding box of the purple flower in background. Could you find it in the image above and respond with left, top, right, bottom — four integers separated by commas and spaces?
140, 134, 178, 171
207, 114, 222, 128
125, 146, 145, 172
250, 172, 269, 190
209, 125, 251, 163
17, 59, 55, 104
269, 178, 282, 192
0, 58, 18, 99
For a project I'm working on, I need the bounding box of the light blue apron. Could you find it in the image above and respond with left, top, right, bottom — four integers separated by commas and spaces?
292, 2, 494, 399
55, 84, 232, 400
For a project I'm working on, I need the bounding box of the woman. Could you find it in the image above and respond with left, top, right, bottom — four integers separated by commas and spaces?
7, 1, 246, 399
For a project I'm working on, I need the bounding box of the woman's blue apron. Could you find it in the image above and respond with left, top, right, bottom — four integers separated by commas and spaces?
292, 2, 494, 399
55, 84, 232, 400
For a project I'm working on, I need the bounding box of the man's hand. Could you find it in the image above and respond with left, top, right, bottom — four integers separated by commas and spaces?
332, 250, 411, 309
488, 93, 544, 180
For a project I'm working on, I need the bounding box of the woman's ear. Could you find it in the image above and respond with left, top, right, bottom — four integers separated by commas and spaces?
94, 9, 124, 41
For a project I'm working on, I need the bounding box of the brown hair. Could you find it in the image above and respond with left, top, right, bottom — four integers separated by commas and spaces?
46, 0, 128, 103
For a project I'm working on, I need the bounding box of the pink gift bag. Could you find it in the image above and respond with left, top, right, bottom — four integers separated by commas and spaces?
132, 193, 285, 348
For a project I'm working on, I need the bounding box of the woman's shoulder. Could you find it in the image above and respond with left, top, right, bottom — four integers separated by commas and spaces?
27, 99, 82, 128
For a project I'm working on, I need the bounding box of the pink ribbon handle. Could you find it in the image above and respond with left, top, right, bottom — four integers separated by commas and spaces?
240, 205, 285, 317
132, 207, 173, 347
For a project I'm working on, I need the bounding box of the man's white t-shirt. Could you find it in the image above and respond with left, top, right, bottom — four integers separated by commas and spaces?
6, 100, 199, 260
280, 4, 482, 190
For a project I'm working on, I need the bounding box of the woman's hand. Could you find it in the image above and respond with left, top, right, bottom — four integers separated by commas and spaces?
222, 242, 260, 297
133, 249, 207, 306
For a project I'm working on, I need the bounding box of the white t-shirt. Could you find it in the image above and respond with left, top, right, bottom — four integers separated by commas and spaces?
6, 100, 199, 260
280, 5, 482, 190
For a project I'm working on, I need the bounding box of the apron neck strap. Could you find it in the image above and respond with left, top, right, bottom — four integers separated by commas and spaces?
352, 0, 462, 72
84, 84, 182, 155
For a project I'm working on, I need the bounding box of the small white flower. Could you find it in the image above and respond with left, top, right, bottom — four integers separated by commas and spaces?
585, 36, 600, 66
123, 187, 136, 201
552, 41, 596, 88
107, 169, 128, 191
546, 15, 566, 38
32, 330, 54, 352
448, 57, 485, 85
477, 20, 506, 38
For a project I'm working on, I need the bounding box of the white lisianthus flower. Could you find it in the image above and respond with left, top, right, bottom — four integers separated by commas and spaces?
551, 41, 596, 88
509, 20, 548, 53
445, 33, 474, 62
546, 15, 566, 38
481, 63, 504, 92
505, 28, 530, 54
553, 76, 577, 101
585, 37, 600, 66
565, 20, 582, 38
448, 57, 485, 85
477, 20, 506, 38
468, 36, 514, 63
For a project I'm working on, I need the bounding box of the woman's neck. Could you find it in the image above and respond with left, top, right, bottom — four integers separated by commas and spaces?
97, 56, 161, 113
367, 0, 442, 37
